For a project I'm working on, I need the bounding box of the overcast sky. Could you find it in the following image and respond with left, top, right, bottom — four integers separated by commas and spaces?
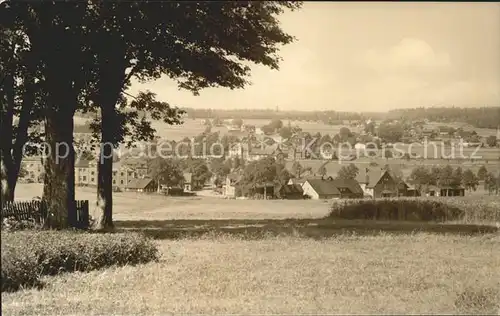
127, 2, 500, 112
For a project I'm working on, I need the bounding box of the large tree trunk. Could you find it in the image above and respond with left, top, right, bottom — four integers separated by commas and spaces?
40, 51, 79, 229
42, 108, 76, 229
23, 7, 84, 229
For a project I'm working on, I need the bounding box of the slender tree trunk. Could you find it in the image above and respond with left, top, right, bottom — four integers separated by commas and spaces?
92, 55, 127, 230
93, 98, 119, 230
0, 61, 15, 203
0, 158, 15, 203
4, 76, 37, 203
94, 141, 114, 231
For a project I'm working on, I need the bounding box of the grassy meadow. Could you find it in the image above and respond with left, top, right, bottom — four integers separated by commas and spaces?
3, 183, 500, 315
2, 234, 499, 315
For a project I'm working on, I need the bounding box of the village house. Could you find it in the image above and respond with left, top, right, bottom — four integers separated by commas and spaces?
425, 185, 465, 197
125, 178, 156, 193
247, 144, 283, 161
75, 158, 149, 188
301, 177, 364, 200
355, 168, 408, 198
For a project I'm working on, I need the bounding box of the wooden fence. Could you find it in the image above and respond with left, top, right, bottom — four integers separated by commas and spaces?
1, 200, 90, 229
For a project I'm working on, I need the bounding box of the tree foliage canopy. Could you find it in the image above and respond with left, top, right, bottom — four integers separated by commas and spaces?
0, 0, 302, 227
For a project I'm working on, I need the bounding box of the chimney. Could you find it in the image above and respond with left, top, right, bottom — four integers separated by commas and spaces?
365, 168, 369, 184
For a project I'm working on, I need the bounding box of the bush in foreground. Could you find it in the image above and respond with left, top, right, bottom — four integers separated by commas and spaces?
2, 217, 41, 231
1, 230, 160, 292
328, 197, 500, 223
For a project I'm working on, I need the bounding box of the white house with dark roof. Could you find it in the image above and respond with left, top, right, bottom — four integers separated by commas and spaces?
301, 177, 363, 200
355, 168, 407, 198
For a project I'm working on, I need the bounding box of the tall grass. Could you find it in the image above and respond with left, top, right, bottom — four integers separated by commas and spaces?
328, 197, 500, 224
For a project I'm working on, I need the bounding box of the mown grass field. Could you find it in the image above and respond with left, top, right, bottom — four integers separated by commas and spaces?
5, 183, 500, 315
2, 234, 499, 315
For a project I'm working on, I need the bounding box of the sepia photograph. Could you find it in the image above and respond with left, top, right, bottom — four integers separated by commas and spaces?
1, 1, 499, 315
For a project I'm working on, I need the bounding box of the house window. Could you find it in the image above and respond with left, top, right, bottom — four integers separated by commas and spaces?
91, 178, 94, 182
83, 176, 87, 181
113, 180, 116, 184
113, 171, 117, 176
128, 172, 133, 177
120, 180, 124, 185
120, 172, 124, 176
91, 171, 95, 175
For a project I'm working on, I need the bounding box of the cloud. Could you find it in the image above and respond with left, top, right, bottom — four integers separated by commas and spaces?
363, 38, 451, 73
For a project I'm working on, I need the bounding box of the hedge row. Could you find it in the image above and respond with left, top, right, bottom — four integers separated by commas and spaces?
328, 197, 500, 223
1, 230, 160, 292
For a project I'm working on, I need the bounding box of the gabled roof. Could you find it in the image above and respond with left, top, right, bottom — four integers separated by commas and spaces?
284, 160, 346, 178
304, 176, 363, 196
289, 177, 310, 185
126, 178, 154, 189
282, 183, 304, 194
305, 179, 341, 196
355, 168, 388, 188
331, 178, 364, 195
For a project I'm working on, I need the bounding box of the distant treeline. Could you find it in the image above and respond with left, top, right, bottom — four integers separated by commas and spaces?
180, 108, 385, 122
386, 107, 500, 129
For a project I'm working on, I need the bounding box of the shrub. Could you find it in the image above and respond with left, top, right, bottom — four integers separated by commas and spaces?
327, 197, 500, 223
1, 217, 41, 231
1, 231, 160, 292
